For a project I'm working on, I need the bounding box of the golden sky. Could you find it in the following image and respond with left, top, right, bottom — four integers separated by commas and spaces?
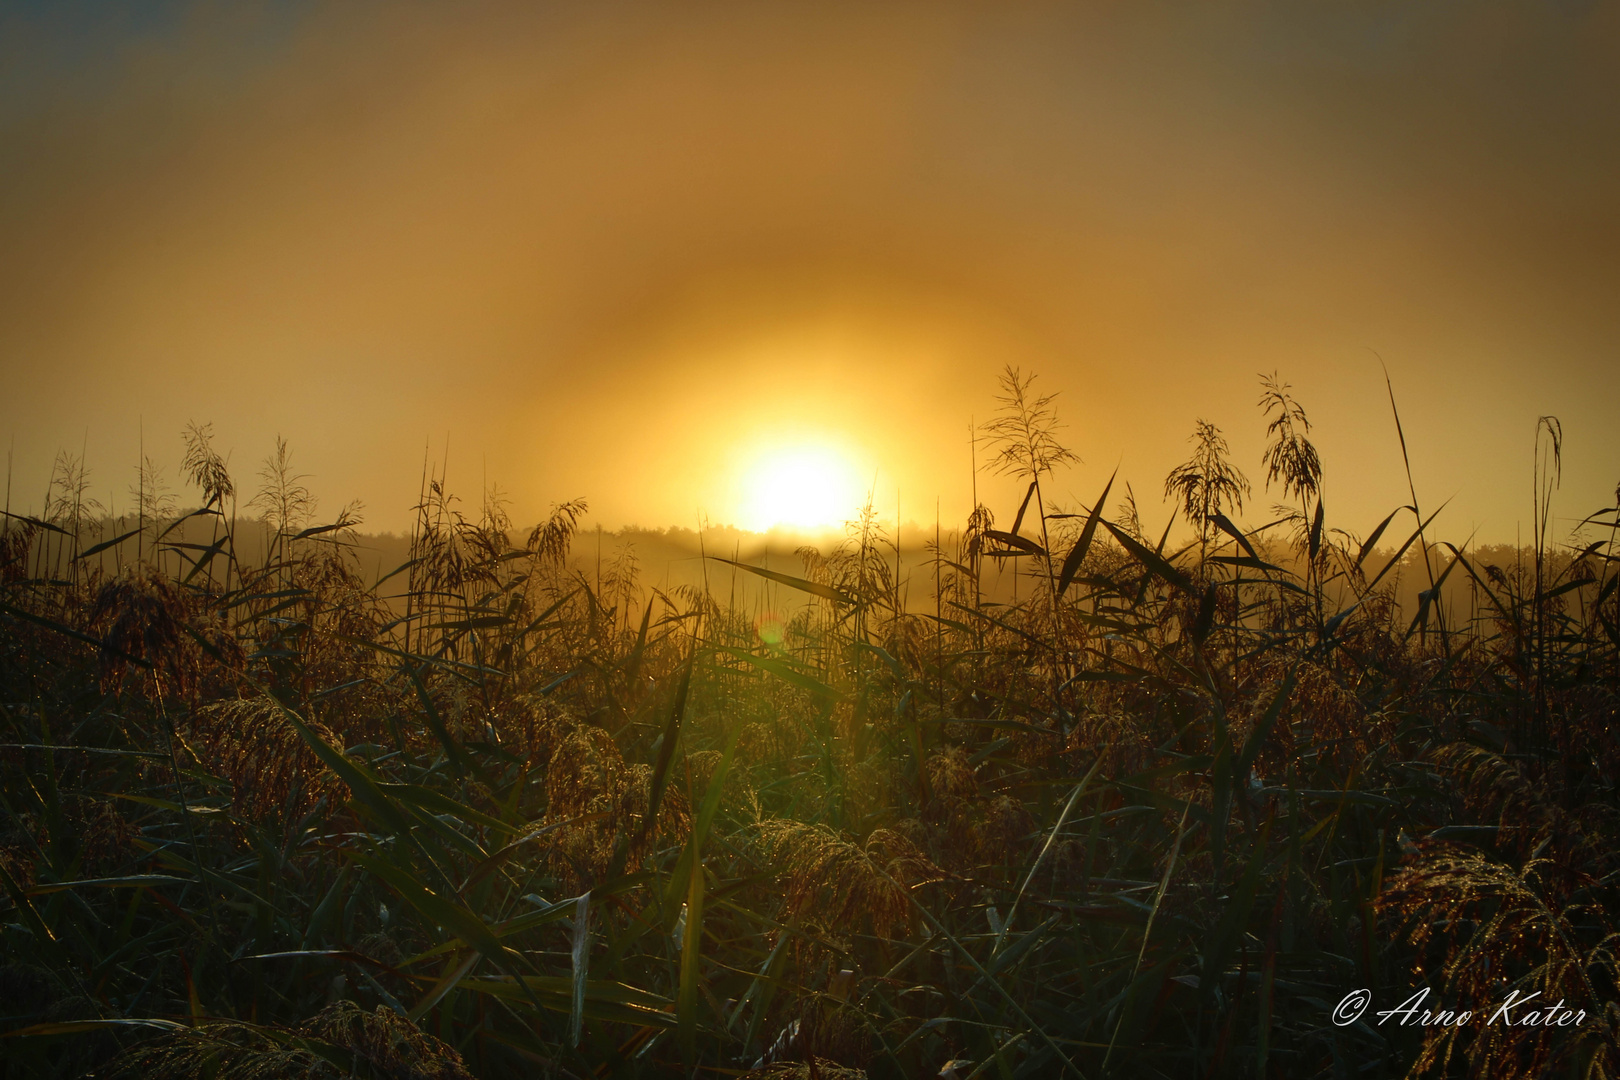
2, 1, 1616, 542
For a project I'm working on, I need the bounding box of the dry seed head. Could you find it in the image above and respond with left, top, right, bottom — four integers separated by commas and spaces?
742, 1061, 868, 1080
102, 1001, 472, 1080
925, 746, 977, 804
755, 820, 937, 938
1377, 842, 1616, 1080
1164, 418, 1250, 528
248, 435, 316, 537
0, 519, 38, 582
540, 714, 691, 882
187, 697, 341, 823
89, 567, 219, 697
975, 793, 1035, 864
980, 365, 1079, 480
1257, 371, 1322, 503
1436, 742, 1617, 876
180, 421, 235, 509
685, 749, 724, 799
526, 498, 587, 565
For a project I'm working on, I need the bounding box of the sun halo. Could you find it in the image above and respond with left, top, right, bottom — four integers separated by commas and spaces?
739, 443, 863, 532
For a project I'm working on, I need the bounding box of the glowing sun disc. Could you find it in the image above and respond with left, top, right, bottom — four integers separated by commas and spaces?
740, 444, 861, 531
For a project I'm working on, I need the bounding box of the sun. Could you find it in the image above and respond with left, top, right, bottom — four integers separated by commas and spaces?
739, 443, 862, 532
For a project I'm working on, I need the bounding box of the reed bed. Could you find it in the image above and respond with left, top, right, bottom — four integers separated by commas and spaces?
1, 373, 1616, 1079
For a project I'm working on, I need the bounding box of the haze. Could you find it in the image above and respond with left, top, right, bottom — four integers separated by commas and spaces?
2, 1, 1617, 542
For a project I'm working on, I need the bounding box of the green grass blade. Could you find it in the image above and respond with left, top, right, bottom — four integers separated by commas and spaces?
350, 852, 504, 956
1103, 519, 1194, 593
571, 890, 591, 1046
1059, 471, 1116, 596
705, 555, 853, 604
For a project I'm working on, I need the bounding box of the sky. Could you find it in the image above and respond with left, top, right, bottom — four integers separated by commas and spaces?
1, 0, 1616, 544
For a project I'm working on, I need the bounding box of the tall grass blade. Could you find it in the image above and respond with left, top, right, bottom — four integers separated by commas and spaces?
1059, 471, 1115, 596
571, 890, 591, 1047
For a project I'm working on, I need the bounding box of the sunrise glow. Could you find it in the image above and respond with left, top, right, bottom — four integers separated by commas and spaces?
738, 442, 863, 532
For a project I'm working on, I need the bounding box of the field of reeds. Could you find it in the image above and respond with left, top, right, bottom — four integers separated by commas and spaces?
2, 370, 1617, 1079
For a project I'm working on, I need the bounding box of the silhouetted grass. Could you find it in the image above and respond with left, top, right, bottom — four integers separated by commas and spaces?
1, 371, 1617, 1078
